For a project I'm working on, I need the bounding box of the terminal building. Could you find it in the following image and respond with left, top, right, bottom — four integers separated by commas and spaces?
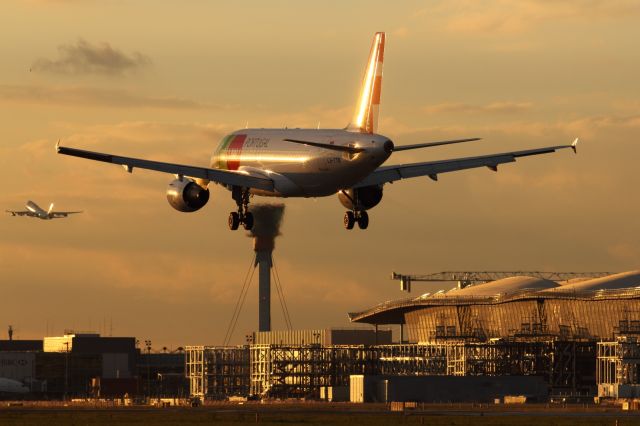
349, 271, 640, 342
186, 271, 640, 402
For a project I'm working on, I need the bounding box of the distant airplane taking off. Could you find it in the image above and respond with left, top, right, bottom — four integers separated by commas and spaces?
57, 32, 578, 231
6, 200, 82, 220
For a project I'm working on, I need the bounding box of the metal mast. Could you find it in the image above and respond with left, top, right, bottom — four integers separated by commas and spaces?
250, 205, 285, 332
254, 237, 273, 332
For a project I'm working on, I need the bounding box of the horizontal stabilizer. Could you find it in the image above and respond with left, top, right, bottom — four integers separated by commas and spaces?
392, 138, 481, 152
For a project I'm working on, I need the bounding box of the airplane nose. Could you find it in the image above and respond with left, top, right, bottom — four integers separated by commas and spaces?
384, 140, 395, 154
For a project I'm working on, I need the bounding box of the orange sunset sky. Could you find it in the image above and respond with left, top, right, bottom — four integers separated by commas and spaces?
1, 1, 639, 349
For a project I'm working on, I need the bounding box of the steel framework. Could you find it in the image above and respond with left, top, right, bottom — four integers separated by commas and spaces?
185, 345, 249, 399
187, 340, 595, 400
597, 338, 640, 394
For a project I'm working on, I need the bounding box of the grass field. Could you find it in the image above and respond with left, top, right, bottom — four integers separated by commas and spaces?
1, 407, 640, 426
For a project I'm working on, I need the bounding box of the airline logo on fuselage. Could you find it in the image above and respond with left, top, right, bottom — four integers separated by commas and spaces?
226, 134, 246, 170
214, 134, 272, 170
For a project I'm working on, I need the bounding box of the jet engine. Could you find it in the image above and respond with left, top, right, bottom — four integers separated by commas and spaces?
166, 179, 210, 212
338, 185, 383, 211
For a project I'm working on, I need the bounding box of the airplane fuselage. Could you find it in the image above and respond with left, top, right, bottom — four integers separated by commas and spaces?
7, 200, 80, 219
55, 31, 576, 232
210, 129, 392, 197
25, 200, 51, 219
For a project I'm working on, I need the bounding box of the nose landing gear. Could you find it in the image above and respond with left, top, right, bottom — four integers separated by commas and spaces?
344, 210, 369, 230
228, 187, 254, 231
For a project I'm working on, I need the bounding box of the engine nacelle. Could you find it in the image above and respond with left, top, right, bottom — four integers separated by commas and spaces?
166, 179, 210, 212
338, 185, 383, 211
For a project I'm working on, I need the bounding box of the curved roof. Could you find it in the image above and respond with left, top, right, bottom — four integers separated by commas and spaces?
550, 270, 640, 293
557, 277, 592, 285
349, 271, 640, 325
441, 276, 559, 297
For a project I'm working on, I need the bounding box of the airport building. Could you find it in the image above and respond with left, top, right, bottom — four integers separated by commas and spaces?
349, 271, 640, 342
0, 332, 186, 399
4, 272, 640, 402
186, 271, 640, 402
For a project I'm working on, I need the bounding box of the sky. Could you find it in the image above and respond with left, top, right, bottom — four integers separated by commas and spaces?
1, 0, 639, 350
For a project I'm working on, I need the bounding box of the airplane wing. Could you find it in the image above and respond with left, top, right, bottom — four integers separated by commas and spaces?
50, 211, 83, 218
56, 144, 274, 192
5, 210, 35, 217
353, 139, 578, 188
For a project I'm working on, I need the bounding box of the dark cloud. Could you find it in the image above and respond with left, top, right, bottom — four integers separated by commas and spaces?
0, 84, 211, 109
32, 39, 151, 75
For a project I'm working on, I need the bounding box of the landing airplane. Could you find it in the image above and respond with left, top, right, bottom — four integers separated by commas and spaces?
56, 32, 577, 231
6, 200, 82, 220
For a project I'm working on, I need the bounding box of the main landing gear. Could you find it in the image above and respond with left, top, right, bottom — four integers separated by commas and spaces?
229, 187, 254, 231
344, 210, 369, 230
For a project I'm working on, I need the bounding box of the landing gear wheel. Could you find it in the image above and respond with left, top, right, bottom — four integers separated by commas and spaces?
230, 186, 253, 231
228, 212, 240, 230
357, 211, 369, 229
344, 211, 355, 230
243, 212, 254, 230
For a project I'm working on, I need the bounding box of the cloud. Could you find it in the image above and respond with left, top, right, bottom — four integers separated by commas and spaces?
0, 240, 247, 308
423, 101, 533, 115
391, 27, 410, 38
32, 39, 151, 75
249, 104, 352, 129
47, 121, 231, 167
3, 120, 232, 161
385, 103, 640, 141
0, 121, 233, 207
607, 243, 640, 263
0, 84, 217, 109
441, 0, 640, 34
561, 114, 640, 138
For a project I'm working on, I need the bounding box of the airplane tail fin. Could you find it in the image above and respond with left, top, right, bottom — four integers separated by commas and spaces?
48, 203, 54, 214
347, 32, 385, 134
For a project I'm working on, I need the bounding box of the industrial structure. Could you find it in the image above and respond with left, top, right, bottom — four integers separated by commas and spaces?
185, 271, 640, 403
351, 271, 640, 342
0, 331, 187, 399
186, 338, 592, 401
5, 271, 640, 403
250, 204, 285, 332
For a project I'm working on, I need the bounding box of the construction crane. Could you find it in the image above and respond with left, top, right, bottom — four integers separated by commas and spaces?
391, 271, 615, 293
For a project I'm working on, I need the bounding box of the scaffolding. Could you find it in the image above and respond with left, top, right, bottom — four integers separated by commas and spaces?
185, 346, 249, 399
187, 339, 595, 400
376, 344, 446, 376
597, 337, 640, 398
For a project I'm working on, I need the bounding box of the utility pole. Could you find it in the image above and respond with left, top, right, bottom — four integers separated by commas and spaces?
63, 341, 69, 401
145, 339, 152, 401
